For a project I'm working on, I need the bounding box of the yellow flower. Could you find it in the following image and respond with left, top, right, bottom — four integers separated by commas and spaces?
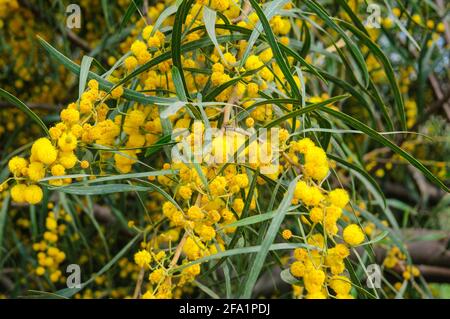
282, 229, 292, 240
303, 146, 329, 181
46, 217, 57, 231
11, 184, 27, 203
309, 207, 324, 223
24, 185, 43, 205
178, 185, 192, 200
245, 55, 263, 70
31, 138, 58, 165
134, 250, 152, 268
58, 133, 77, 152
294, 181, 324, 206
8, 156, 28, 175
343, 224, 365, 246
131, 40, 147, 56
60, 108, 80, 124
195, 224, 216, 242
211, 0, 230, 12
142, 25, 154, 40
149, 268, 165, 284
234, 173, 249, 188
28, 162, 45, 182
222, 52, 236, 66
147, 36, 161, 48
436, 22, 445, 33
293, 248, 308, 261
304, 268, 325, 293
35, 266, 46, 276
329, 275, 352, 295
51, 164, 66, 177
80, 160, 90, 169
187, 206, 204, 220
306, 291, 327, 299
259, 48, 273, 63
182, 236, 204, 260
245, 117, 254, 127
59, 151, 78, 169
290, 261, 305, 277
111, 86, 124, 99
209, 176, 228, 196
247, 83, 259, 97
328, 188, 349, 208
124, 56, 138, 71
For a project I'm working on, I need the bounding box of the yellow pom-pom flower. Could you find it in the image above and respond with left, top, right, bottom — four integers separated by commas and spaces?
24, 185, 43, 205
134, 250, 152, 268
328, 188, 350, 208
343, 224, 365, 246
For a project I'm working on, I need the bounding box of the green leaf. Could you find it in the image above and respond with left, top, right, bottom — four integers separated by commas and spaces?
173, 242, 313, 273
171, 0, 195, 97
248, 0, 301, 99
304, 0, 369, 88
171, 66, 188, 101
152, 4, 178, 36
0, 88, 49, 136
220, 211, 276, 230
357, 231, 389, 246
280, 269, 300, 285
384, 0, 420, 51
79, 56, 94, 100
367, 80, 394, 131
299, 21, 311, 58
304, 70, 376, 123
53, 233, 142, 298
37, 36, 175, 105
339, 20, 407, 131
101, 0, 113, 31
0, 194, 9, 268
145, 134, 173, 157
54, 170, 175, 187
51, 184, 153, 195
204, 77, 242, 101
241, 176, 300, 298
194, 280, 221, 299
327, 153, 386, 209
120, 0, 143, 31
261, 95, 349, 129
319, 107, 449, 192
203, 6, 225, 61
336, 0, 368, 34
241, 0, 290, 67
115, 33, 248, 91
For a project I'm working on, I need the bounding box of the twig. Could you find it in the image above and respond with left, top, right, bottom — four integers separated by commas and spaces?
168, 231, 189, 269
428, 75, 450, 121
132, 267, 146, 299
232, 0, 251, 23
143, 0, 151, 24
66, 29, 92, 52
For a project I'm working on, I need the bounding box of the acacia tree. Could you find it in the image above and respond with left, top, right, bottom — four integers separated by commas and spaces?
0, 0, 449, 299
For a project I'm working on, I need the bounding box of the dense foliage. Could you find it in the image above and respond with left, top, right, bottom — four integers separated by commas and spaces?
0, 0, 449, 299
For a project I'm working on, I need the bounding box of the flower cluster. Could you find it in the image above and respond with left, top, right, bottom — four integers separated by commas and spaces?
1, 0, 447, 300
